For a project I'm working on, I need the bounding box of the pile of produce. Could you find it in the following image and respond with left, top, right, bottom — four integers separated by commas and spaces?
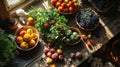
28, 8, 81, 44
15, 26, 39, 50
43, 47, 63, 64
50, 0, 79, 13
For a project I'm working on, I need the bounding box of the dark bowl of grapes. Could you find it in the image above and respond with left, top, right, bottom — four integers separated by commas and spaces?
76, 8, 99, 31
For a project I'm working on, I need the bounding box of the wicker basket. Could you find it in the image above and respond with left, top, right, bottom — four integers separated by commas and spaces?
64, 27, 82, 45
15, 26, 39, 51
75, 10, 99, 31
93, 3, 115, 13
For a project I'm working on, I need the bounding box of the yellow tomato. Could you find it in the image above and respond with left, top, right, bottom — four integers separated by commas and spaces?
29, 39, 36, 46
20, 42, 29, 49
57, 49, 63, 54
23, 33, 31, 41
50, 64, 56, 67
46, 58, 53, 64
16, 36, 23, 44
26, 28, 33, 34
27, 17, 34, 24
31, 33, 38, 40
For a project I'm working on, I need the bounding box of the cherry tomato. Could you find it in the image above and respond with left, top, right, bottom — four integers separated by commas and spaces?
81, 34, 87, 39
58, 6, 63, 12
68, 1, 74, 7
44, 23, 49, 28
61, 3, 67, 8
87, 41, 92, 47
59, 0, 64, 3
51, 0, 57, 5
69, 6, 74, 12
56, 2, 61, 8
63, 8, 69, 12
67, 3, 70, 7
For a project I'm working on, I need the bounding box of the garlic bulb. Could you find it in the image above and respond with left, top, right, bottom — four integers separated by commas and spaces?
16, 9, 28, 24
16, 9, 28, 16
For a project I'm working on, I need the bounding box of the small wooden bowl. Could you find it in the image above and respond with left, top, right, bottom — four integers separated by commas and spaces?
15, 26, 39, 51
75, 10, 99, 31
64, 27, 82, 45
93, 3, 115, 13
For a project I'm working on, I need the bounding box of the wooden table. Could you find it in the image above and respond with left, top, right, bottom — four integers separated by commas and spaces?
11, 1, 120, 67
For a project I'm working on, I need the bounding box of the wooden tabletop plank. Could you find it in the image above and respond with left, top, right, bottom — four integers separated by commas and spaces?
103, 15, 120, 38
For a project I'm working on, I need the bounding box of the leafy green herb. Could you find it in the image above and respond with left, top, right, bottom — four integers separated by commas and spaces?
28, 8, 80, 46
28, 8, 68, 42
0, 33, 16, 67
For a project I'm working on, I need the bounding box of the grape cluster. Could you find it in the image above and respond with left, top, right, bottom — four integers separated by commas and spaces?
77, 8, 99, 29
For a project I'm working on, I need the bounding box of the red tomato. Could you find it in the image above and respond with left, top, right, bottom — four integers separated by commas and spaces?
87, 41, 92, 47
56, 2, 61, 8
63, 8, 69, 12
51, 0, 57, 5
67, 3, 70, 7
81, 35, 87, 39
59, 0, 64, 3
69, 6, 74, 12
61, 3, 67, 8
68, 1, 74, 7
58, 6, 63, 12
44, 23, 49, 28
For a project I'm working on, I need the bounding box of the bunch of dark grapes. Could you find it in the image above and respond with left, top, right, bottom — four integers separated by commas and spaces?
77, 8, 99, 29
